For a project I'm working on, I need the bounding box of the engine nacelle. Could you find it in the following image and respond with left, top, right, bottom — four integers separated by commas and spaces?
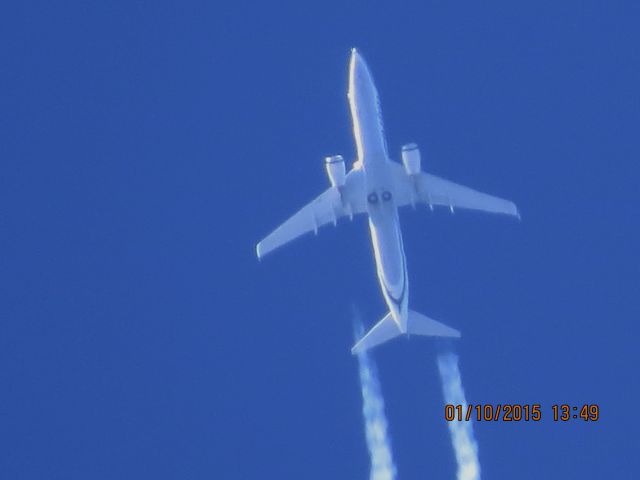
401, 143, 421, 175
325, 155, 346, 187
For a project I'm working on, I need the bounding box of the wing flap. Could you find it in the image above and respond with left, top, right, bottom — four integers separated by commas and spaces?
257, 188, 339, 258
390, 162, 519, 218
418, 173, 520, 217
256, 168, 366, 258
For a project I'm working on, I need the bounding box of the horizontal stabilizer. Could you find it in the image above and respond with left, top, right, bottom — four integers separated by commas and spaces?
407, 310, 461, 338
351, 313, 400, 355
351, 310, 460, 354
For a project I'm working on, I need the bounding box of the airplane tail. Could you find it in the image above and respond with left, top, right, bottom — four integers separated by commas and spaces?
351, 310, 461, 355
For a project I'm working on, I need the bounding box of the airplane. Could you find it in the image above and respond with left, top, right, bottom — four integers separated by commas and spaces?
256, 49, 519, 354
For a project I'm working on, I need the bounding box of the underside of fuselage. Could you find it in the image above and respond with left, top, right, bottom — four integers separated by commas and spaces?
368, 209, 409, 331
349, 49, 409, 331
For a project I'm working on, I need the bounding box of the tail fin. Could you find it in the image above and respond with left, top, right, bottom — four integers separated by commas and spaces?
351, 310, 461, 355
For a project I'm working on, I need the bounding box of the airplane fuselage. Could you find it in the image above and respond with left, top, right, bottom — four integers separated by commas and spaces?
348, 50, 409, 332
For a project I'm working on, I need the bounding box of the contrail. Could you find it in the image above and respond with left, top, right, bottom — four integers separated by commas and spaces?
354, 319, 397, 480
437, 352, 481, 480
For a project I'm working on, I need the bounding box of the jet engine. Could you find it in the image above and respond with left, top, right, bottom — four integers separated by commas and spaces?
325, 155, 346, 187
401, 143, 421, 175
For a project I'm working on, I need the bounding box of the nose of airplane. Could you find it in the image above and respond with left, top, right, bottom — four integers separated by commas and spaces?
349, 47, 364, 73
348, 48, 374, 94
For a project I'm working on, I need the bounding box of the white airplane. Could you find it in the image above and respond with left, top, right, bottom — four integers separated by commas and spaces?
256, 49, 519, 354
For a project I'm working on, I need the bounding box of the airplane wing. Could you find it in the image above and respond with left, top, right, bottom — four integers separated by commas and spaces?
390, 162, 520, 218
256, 168, 367, 258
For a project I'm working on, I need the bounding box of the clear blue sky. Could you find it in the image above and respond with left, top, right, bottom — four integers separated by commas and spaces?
1, 1, 638, 478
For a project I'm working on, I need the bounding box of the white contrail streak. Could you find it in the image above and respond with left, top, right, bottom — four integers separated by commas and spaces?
354, 323, 397, 480
437, 353, 481, 480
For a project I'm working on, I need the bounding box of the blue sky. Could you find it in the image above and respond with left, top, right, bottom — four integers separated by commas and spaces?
1, 1, 639, 478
